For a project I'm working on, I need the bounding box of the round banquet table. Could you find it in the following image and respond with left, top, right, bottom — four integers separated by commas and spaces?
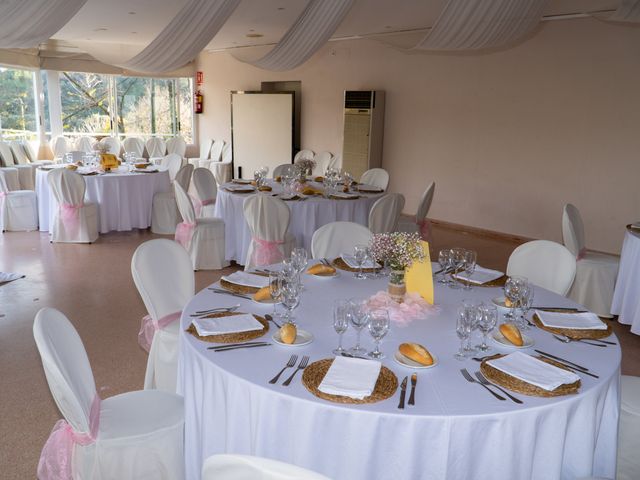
213, 180, 383, 265
177, 267, 620, 480
611, 226, 640, 335
36, 166, 171, 234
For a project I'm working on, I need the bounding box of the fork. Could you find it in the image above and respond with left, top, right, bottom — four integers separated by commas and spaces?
460, 369, 506, 401
474, 371, 522, 404
552, 334, 607, 347
269, 355, 297, 384
282, 355, 310, 386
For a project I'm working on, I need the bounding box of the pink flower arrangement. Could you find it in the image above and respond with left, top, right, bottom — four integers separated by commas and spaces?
369, 232, 424, 271
366, 291, 439, 326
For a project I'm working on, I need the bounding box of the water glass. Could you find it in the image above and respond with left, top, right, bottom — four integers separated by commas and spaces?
518, 283, 535, 330
454, 307, 473, 360
268, 271, 282, 318
477, 305, 498, 351
353, 244, 368, 280
462, 250, 477, 290
448, 248, 466, 289
437, 249, 452, 284
348, 299, 370, 355
280, 284, 300, 324
504, 276, 528, 321
367, 309, 390, 359
332, 300, 350, 355
291, 248, 308, 284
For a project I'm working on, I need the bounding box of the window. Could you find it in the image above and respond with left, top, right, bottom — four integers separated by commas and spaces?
0, 67, 37, 140
60, 72, 112, 134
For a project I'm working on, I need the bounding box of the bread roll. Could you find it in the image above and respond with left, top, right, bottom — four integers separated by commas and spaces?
504, 298, 513, 308
301, 186, 316, 196
314, 176, 324, 182
252, 287, 271, 302
279, 323, 297, 344
258, 185, 272, 192
307, 264, 336, 276
275, 176, 282, 182
499, 323, 523, 346
399, 343, 434, 366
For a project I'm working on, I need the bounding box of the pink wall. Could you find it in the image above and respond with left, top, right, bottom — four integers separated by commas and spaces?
196, 18, 640, 254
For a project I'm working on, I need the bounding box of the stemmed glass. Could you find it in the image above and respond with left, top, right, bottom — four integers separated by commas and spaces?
437, 249, 452, 284
518, 283, 535, 330
449, 248, 466, 289
353, 244, 368, 280
504, 276, 528, 321
268, 271, 282, 319
280, 274, 300, 324
477, 305, 498, 351
348, 299, 370, 355
332, 300, 350, 355
462, 250, 477, 290
454, 306, 474, 360
291, 248, 308, 287
367, 309, 390, 359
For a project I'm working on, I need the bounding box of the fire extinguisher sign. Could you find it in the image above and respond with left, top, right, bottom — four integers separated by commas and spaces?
196, 71, 204, 85
195, 71, 204, 114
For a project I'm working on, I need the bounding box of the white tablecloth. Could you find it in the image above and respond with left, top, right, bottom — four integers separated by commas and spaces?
612, 227, 640, 335
178, 270, 620, 480
36, 167, 171, 233
214, 181, 382, 265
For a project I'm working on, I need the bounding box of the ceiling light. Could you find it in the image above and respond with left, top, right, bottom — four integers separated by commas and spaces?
246, 33, 264, 38
128, 11, 136, 15
277, 7, 284, 10
131, 31, 138, 34
94, 27, 108, 32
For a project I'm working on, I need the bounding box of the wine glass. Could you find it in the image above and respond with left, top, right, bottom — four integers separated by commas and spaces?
367, 309, 390, 359
449, 248, 466, 289
504, 276, 528, 321
280, 284, 300, 325
332, 300, 350, 355
454, 306, 473, 360
291, 248, 308, 287
268, 271, 282, 319
518, 283, 535, 330
348, 299, 370, 355
353, 244, 368, 280
477, 305, 498, 351
462, 250, 477, 290
437, 249, 452, 284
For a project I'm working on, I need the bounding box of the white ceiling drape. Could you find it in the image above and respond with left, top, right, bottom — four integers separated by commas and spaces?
609, 0, 640, 22
414, 0, 549, 51
233, 0, 355, 71
0, 0, 87, 49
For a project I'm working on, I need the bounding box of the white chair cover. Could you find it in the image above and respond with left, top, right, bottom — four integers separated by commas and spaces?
563, 204, 619, 317
0, 141, 15, 166
294, 149, 315, 162
123, 137, 145, 158
0, 169, 37, 232
313, 151, 333, 176
68, 151, 85, 163
51, 135, 69, 159
0, 167, 20, 191
618, 375, 640, 480
158, 153, 184, 182
211, 143, 232, 185
187, 138, 213, 168
9, 141, 29, 165
272, 163, 292, 178
332, 153, 342, 169
75, 136, 95, 153
202, 454, 330, 480
146, 137, 167, 159
368, 193, 405, 234
506, 240, 577, 296
242, 195, 295, 270
192, 167, 217, 218
0, 142, 34, 189
151, 162, 192, 235
100, 137, 121, 156
210, 139, 225, 162
166, 136, 187, 158
360, 168, 389, 191
47, 168, 99, 243
132, 239, 194, 392
311, 221, 373, 259
174, 182, 226, 270
400, 181, 436, 239
33, 307, 185, 479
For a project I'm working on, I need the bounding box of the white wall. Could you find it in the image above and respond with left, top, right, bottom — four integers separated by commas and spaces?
196, 18, 640, 254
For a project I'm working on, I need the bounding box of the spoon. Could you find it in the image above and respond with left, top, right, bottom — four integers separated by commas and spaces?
265, 314, 281, 329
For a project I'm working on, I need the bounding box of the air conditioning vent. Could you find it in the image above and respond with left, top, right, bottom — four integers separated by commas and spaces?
344, 91, 375, 109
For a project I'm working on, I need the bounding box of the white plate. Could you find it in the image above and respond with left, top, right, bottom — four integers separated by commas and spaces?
272, 328, 313, 347
393, 351, 438, 369
232, 179, 252, 184
253, 297, 277, 305
492, 296, 513, 315
490, 330, 534, 349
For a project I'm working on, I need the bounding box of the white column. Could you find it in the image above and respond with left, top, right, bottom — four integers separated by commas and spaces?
33, 70, 47, 145
46, 70, 63, 139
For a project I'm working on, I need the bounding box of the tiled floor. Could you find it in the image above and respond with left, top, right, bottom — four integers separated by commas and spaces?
0, 224, 637, 479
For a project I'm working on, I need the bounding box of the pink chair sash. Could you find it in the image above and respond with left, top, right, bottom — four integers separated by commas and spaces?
190, 194, 214, 217
175, 221, 196, 249
37, 394, 101, 480
417, 218, 432, 242
138, 311, 181, 352
60, 203, 83, 235
577, 247, 587, 261
252, 237, 284, 266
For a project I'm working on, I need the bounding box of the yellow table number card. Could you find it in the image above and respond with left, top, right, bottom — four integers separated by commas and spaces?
405, 241, 434, 304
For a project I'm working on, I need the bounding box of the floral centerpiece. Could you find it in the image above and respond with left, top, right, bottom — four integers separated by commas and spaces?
294, 159, 315, 178
370, 232, 425, 302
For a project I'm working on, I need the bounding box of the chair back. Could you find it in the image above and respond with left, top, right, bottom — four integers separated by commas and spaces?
160, 154, 184, 181
313, 151, 333, 176
48, 168, 86, 207
294, 149, 314, 162
75, 136, 95, 153
166, 136, 187, 157
210, 140, 225, 162
0, 168, 20, 191
123, 137, 145, 157
0, 169, 11, 194
562, 203, 586, 257
506, 240, 577, 296
100, 137, 121, 156
369, 193, 405, 234
131, 239, 195, 323
174, 182, 197, 225
193, 168, 217, 203
198, 138, 213, 160
68, 151, 85, 163
416, 182, 435, 223
202, 454, 330, 480
9, 141, 29, 164
20, 141, 36, 162
360, 168, 389, 191
175, 163, 194, 190
243, 195, 290, 243
272, 163, 292, 178
51, 136, 68, 159
33, 308, 97, 434
146, 137, 167, 158
0, 142, 16, 166
221, 143, 232, 163
311, 221, 373, 259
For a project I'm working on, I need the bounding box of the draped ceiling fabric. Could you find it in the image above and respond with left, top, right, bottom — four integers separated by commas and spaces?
414, 0, 549, 51
609, 0, 640, 22
233, 0, 355, 71
0, 0, 87, 49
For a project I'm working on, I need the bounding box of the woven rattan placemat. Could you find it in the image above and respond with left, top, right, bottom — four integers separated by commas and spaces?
186, 311, 268, 343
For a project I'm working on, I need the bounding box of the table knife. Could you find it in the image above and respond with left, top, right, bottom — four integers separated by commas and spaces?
208, 288, 251, 299
533, 349, 590, 371
208, 343, 271, 352
398, 376, 408, 409
408, 373, 417, 406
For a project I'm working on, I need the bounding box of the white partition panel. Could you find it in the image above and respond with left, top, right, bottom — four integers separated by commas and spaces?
231, 91, 293, 179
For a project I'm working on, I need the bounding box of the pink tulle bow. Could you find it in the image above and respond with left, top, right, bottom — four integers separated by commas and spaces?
252, 237, 284, 266
37, 394, 101, 480
190, 194, 215, 217
60, 203, 83, 235
417, 218, 432, 242
366, 291, 439, 327
175, 221, 196, 249
577, 247, 587, 261
0, 192, 7, 197
138, 311, 181, 352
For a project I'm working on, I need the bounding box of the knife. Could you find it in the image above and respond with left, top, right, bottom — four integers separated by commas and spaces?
398, 376, 408, 409
208, 343, 271, 352
533, 349, 590, 372
208, 288, 251, 299
532, 307, 587, 312
207, 341, 267, 349
536, 352, 600, 379
408, 373, 417, 406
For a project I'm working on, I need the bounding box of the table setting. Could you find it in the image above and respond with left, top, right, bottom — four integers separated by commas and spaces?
178, 236, 620, 480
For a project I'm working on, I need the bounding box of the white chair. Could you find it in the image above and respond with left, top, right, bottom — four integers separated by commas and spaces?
562, 204, 619, 317
368, 193, 405, 234
132, 239, 194, 392
242, 195, 295, 270
75, 136, 95, 153
151, 162, 193, 235
0, 167, 21, 191
166, 136, 187, 158
312, 151, 333, 176
123, 137, 145, 158
159, 153, 184, 182
9, 141, 30, 165
174, 182, 226, 270
399, 181, 435, 240
99, 137, 121, 156
202, 454, 330, 480
0, 142, 33, 190
211, 143, 232, 185
146, 137, 167, 160
272, 163, 292, 179
67, 151, 85, 163
360, 168, 389, 191
48, 169, 99, 244
506, 240, 576, 296
191, 167, 217, 218
294, 149, 315, 162
332, 153, 342, 169
21, 141, 54, 165
51, 135, 69, 160
311, 221, 373, 260
618, 375, 640, 480
209, 139, 225, 162
33, 307, 184, 479
0, 169, 38, 232
187, 138, 212, 168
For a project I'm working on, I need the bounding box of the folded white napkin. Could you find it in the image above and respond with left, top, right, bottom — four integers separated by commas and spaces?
221, 271, 269, 288
192, 313, 264, 336
341, 254, 379, 269
279, 193, 299, 200
331, 192, 359, 199
454, 265, 504, 285
357, 184, 383, 192
318, 356, 382, 399
534, 310, 607, 330
631, 222, 640, 229
487, 351, 580, 391
226, 184, 255, 191
0, 272, 24, 283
